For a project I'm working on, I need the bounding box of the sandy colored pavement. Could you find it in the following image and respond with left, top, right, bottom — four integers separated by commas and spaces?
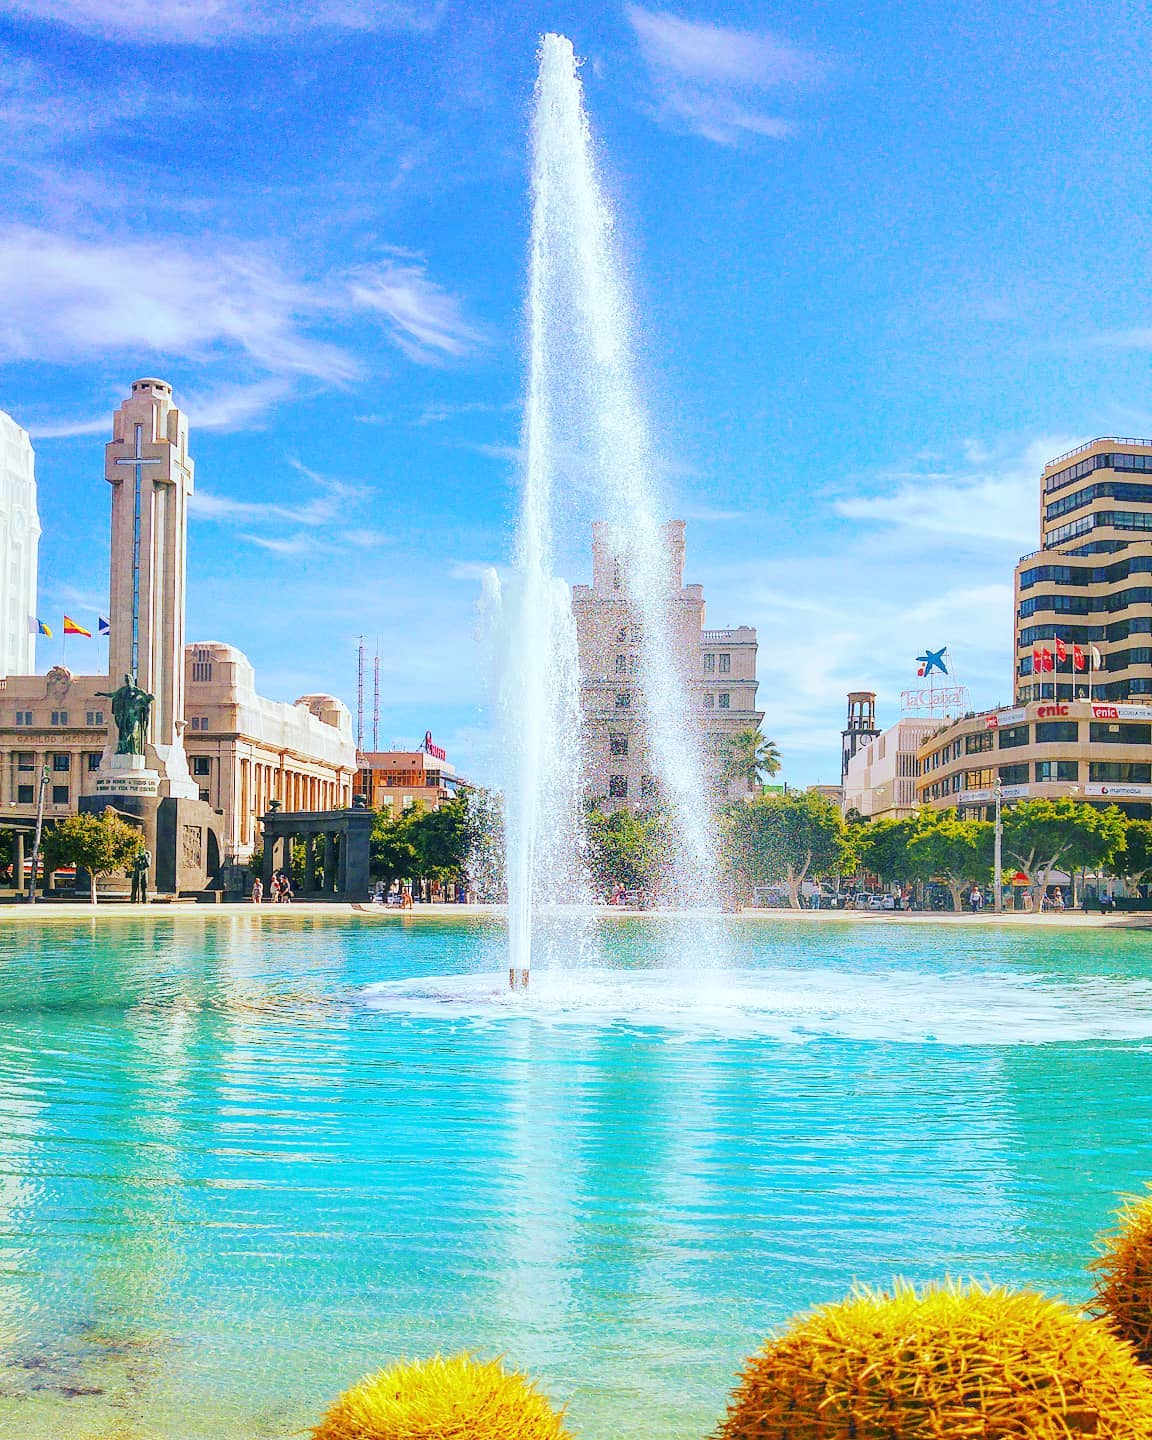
0, 900, 1149, 929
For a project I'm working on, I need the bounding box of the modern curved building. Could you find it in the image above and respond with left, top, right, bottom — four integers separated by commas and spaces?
0, 410, 40, 678
1016, 437, 1152, 705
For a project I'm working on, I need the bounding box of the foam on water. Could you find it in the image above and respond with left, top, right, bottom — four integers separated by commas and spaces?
362, 966, 1152, 1045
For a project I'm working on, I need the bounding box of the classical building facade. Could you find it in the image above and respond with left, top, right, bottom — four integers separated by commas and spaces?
0, 380, 356, 893
0, 410, 39, 678
572, 521, 762, 809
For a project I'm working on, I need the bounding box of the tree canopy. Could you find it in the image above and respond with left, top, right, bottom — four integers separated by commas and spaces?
905, 811, 993, 910
724, 789, 852, 908
584, 803, 666, 898
1003, 798, 1126, 908
720, 728, 782, 795
43, 808, 144, 904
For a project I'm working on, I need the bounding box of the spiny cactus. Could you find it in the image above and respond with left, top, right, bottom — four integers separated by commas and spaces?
1092, 1184, 1152, 1364
312, 1352, 571, 1440
714, 1280, 1152, 1439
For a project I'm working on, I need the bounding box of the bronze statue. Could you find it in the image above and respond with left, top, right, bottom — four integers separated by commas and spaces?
97, 673, 153, 755
130, 848, 151, 904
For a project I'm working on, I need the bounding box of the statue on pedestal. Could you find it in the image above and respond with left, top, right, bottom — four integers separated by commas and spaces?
98, 674, 154, 756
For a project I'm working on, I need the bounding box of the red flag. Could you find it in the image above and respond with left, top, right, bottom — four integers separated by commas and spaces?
1073, 644, 1085, 671
1041, 647, 1054, 672
1032, 645, 1041, 675
1055, 637, 1067, 664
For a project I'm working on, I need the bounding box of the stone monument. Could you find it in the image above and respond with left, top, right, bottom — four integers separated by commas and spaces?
80, 380, 221, 894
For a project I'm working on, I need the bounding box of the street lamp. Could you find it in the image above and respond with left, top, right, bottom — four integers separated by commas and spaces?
26, 763, 50, 905
993, 778, 1003, 915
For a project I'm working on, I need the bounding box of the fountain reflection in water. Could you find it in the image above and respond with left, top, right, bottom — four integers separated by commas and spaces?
496, 35, 722, 982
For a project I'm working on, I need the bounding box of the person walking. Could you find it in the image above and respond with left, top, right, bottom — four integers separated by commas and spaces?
251, 876, 263, 905
970, 885, 983, 914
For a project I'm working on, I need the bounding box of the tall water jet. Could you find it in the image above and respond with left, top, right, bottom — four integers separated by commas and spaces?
501, 35, 722, 981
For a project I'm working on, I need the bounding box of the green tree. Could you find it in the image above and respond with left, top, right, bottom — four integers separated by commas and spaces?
411, 796, 471, 894
369, 808, 420, 890
724, 790, 852, 908
721, 728, 782, 794
43, 808, 144, 905
855, 813, 928, 888
584, 803, 666, 897
1002, 797, 1126, 911
1114, 818, 1152, 889
905, 810, 993, 911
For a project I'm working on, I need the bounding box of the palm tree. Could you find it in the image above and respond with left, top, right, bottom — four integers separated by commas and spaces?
722, 728, 782, 794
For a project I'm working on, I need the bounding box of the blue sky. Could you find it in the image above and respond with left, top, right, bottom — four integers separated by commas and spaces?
1, 0, 1149, 786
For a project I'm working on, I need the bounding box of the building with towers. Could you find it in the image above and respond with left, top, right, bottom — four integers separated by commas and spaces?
571, 520, 762, 810
0, 379, 356, 895
0, 410, 40, 678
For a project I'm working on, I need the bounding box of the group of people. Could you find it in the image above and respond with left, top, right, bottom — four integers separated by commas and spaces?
250, 871, 294, 904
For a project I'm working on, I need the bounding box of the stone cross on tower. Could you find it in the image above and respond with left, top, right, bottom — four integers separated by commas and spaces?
103, 379, 197, 799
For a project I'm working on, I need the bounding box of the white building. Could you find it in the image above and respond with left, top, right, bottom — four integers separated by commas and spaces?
0, 411, 40, 677
842, 717, 936, 820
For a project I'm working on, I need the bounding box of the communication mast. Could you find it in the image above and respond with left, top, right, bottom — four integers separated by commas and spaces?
356, 636, 365, 753
372, 645, 380, 752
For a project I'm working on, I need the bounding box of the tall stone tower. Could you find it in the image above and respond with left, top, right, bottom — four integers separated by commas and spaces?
0, 410, 40, 677
103, 379, 197, 799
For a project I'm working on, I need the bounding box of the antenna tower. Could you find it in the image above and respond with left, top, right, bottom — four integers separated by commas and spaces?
356, 636, 365, 752
372, 644, 380, 752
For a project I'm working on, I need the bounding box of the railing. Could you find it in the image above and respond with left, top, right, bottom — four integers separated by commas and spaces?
1045, 437, 1152, 469
702, 629, 735, 641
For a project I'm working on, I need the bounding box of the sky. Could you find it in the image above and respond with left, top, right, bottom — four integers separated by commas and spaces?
1, 0, 1149, 787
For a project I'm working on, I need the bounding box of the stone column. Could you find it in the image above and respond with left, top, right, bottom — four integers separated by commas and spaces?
323, 832, 335, 893
304, 833, 316, 895
261, 829, 274, 894
336, 832, 347, 895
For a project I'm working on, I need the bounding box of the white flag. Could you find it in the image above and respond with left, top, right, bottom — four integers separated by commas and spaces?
1091, 646, 1102, 669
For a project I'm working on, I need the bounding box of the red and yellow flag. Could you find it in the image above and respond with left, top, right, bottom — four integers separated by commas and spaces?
62, 616, 92, 637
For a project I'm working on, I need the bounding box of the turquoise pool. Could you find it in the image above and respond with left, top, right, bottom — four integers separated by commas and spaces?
1, 913, 1151, 1439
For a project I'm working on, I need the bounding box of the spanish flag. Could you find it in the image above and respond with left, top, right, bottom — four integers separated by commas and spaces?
63, 616, 92, 637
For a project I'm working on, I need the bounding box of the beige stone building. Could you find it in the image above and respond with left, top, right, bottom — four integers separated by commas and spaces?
571, 520, 762, 809
0, 379, 356, 893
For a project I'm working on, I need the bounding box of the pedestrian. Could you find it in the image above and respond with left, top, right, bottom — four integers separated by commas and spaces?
970, 885, 983, 913
251, 876, 263, 905
279, 872, 293, 904
1053, 887, 1065, 912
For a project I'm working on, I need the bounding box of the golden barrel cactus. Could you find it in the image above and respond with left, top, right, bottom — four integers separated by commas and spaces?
1092, 1184, 1152, 1363
714, 1280, 1152, 1439
312, 1352, 571, 1440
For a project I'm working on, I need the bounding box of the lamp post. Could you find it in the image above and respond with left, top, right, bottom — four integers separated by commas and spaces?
27, 763, 50, 905
993, 778, 1003, 915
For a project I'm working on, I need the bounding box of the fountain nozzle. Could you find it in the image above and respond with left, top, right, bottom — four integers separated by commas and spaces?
509, 968, 530, 992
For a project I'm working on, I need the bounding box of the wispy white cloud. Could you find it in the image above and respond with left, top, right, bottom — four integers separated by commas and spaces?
625, 4, 826, 145
832, 436, 1074, 547
192, 459, 379, 556
346, 257, 487, 363
0, 228, 482, 432
0, 0, 444, 44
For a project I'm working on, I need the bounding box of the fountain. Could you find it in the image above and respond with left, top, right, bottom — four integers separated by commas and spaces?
497, 34, 722, 985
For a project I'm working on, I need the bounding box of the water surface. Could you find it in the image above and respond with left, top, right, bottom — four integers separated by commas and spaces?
0, 913, 1150, 1438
